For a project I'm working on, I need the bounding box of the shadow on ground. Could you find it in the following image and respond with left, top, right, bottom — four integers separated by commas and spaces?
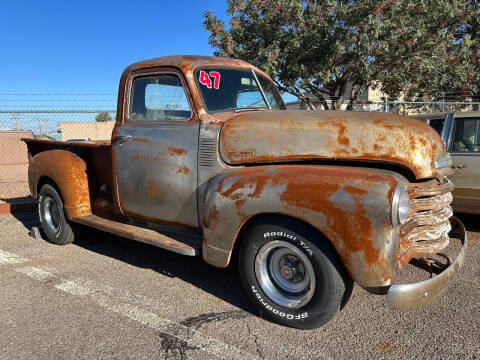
13, 212, 255, 315
455, 212, 480, 233
0, 195, 35, 204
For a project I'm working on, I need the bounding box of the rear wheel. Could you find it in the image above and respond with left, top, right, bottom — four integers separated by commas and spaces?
238, 216, 353, 329
38, 184, 75, 245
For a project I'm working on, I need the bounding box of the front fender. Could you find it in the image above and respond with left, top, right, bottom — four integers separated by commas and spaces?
202, 165, 404, 288
29, 150, 91, 219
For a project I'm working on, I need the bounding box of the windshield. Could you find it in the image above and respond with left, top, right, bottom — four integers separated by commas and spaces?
194, 67, 286, 113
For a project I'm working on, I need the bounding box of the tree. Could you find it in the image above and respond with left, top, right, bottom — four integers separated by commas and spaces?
446, 0, 480, 101
95, 112, 113, 122
203, 0, 468, 109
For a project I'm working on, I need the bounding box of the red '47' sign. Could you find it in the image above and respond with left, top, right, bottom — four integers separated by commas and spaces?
199, 70, 221, 89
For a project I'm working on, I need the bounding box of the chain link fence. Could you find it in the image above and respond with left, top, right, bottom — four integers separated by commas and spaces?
0, 107, 115, 201
308, 100, 480, 114
1, 95, 479, 201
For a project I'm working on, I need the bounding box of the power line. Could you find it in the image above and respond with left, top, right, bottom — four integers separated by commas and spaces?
0, 93, 117, 96
0, 99, 115, 102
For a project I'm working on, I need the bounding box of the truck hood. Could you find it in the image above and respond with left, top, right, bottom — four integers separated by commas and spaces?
219, 110, 448, 179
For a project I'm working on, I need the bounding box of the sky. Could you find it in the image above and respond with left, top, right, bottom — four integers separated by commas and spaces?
0, 0, 296, 109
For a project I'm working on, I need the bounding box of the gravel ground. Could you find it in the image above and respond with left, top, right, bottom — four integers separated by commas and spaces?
0, 212, 478, 360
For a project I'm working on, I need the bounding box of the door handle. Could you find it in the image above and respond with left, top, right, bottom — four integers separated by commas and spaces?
113, 135, 132, 146
452, 164, 466, 169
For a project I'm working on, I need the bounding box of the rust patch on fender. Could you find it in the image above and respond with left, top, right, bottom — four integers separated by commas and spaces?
29, 150, 91, 218
213, 166, 399, 272
278, 170, 379, 267
203, 205, 219, 229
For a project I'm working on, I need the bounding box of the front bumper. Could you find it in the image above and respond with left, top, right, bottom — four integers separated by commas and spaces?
386, 216, 467, 309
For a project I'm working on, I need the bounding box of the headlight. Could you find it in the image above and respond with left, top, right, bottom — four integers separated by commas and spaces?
434, 153, 452, 169
392, 184, 410, 227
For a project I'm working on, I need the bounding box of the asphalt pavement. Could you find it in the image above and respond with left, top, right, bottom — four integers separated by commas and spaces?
0, 212, 478, 360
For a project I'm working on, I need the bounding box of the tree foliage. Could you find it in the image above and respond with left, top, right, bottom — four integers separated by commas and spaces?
453, 0, 480, 99
95, 111, 113, 122
203, 0, 471, 109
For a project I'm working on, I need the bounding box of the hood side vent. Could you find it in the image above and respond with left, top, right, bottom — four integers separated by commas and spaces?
199, 138, 218, 167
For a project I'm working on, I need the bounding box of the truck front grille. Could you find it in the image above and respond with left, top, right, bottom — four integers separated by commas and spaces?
397, 177, 454, 268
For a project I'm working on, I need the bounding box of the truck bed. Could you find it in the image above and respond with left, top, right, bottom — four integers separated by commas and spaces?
23, 138, 111, 152
23, 138, 114, 212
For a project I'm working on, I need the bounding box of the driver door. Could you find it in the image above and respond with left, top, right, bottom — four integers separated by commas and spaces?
113, 70, 200, 228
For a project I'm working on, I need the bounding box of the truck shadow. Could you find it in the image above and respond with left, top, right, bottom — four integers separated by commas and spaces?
12, 212, 255, 314
73, 226, 256, 314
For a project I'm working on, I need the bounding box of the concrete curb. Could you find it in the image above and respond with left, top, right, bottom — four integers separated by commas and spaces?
0, 201, 37, 215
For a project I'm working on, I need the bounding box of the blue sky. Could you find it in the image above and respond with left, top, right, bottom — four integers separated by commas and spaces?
0, 0, 296, 107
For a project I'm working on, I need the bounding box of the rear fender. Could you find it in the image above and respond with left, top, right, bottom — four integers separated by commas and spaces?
29, 150, 91, 219
202, 165, 403, 288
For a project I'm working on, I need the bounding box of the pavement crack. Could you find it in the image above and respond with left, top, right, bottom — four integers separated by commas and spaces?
156, 310, 251, 360
246, 322, 264, 360
157, 331, 200, 360
180, 309, 251, 331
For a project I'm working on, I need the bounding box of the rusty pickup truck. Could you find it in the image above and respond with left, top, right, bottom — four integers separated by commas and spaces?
23, 56, 467, 329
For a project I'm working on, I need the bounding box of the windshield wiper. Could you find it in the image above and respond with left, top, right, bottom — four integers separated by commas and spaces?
234, 107, 269, 113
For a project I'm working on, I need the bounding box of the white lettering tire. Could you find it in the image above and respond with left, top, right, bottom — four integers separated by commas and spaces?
238, 215, 353, 329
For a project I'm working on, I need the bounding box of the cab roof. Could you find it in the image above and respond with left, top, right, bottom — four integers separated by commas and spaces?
124, 55, 265, 76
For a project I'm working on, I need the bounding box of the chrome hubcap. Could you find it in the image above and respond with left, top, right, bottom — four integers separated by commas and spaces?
43, 197, 60, 233
255, 240, 315, 308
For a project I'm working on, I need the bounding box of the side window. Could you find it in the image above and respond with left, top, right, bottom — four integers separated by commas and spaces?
450, 118, 480, 152
428, 118, 445, 136
129, 74, 191, 121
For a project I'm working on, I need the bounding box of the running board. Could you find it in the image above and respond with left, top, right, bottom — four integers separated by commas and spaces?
71, 215, 201, 256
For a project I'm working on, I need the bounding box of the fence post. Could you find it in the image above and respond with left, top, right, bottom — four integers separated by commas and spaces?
38, 118, 42, 138
383, 98, 389, 113
12, 113, 18, 130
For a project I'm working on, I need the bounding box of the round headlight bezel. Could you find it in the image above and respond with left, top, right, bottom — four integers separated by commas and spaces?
392, 184, 410, 227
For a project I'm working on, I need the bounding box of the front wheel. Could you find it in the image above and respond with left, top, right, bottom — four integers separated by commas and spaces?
238, 216, 353, 329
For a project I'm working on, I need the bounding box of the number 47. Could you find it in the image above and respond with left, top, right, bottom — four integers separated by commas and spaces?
199, 70, 221, 89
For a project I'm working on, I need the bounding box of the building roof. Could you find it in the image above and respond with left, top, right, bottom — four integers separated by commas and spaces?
0, 130, 34, 139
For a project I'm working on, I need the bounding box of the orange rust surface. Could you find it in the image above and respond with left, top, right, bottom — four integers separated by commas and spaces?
28, 150, 91, 219
219, 111, 448, 179
124, 55, 268, 79
168, 146, 188, 156
176, 166, 190, 175
397, 177, 454, 268
204, 165, 399, 283
203, 205, 219, 229
23, 138, 110, 149
133, 137, 149, 143
145, 178, 163, 203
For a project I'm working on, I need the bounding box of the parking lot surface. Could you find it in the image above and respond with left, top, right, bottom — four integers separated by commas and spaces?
0, 212, 479, 360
